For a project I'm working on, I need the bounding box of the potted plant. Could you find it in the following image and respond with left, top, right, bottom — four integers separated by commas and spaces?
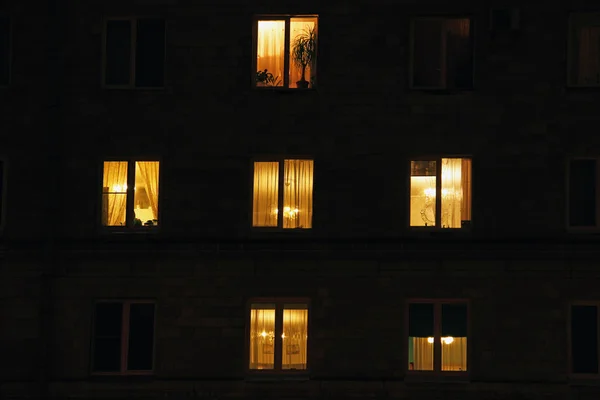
291, 25, 316, 89
256, 69, 281, 87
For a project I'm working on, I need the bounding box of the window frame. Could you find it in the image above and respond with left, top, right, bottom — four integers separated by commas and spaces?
568, 301, 600, 380
252, 14, 319, 90
99, 158, 162, 232
0, 14, 12, 88
405, 299, 470, 380
407, 155, 473, 231
566, 157, 600, 232
249, 156, 315, 231
0, 157, 7, 232
245, 297, 311, 377
409, 15, 475, 91
90, 299, 156, 376
567, 12, 600, 88
102, 16, 167, 90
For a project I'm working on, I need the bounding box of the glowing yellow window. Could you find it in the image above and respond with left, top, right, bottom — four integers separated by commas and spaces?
408, 301, 468, 373
252, 159, 313, 229
255, 16, 318, 89
410, 158, 472, 228
249, 302, 309, 372
102, 160, 160, 228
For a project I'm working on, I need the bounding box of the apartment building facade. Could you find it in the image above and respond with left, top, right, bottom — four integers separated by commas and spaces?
1, 0, 600, 399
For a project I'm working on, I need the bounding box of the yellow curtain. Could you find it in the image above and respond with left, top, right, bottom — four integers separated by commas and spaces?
441, 337, 467, 371
282, 308, 308, 370
135, 162, 160, 222
257, 21, 285, 86
253, 162, 279, 227
289, 18, 317, 87
577, 27, 600, 85
283, 160, 313, 229
249, 308, 275, 370
461, 159, 472, 222
411, 337, 434, 370
441, 158, 471, 228
102, 161, 128, 226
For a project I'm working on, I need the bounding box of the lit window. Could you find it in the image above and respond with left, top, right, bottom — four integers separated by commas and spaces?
91, 301, 155, 374
252, 159, 313, 229
570, 303, 600, 375
249, 302, 309, 371
102, 161, 160, 228
568, 158, 600, 229
410, 158, 472, 229
410, 17, 473, 89
408, 301, 468, 373
104, 18, 166, 88
255, 16, 318, 89
568, 13, 600, 87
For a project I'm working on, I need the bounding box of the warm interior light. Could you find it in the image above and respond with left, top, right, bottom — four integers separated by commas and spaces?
112, 184, 127, 192
427, 337, 434, 343
281, 333, 286, 339
443, 336, 454, 345
261, 331, 268, 338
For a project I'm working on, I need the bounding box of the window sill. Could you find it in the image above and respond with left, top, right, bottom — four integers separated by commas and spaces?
103, 85, 166, 91
90, 373, 154, 381
101, 226, 160, 234
568, 375, 600, 385
405, 372, 469, 383
245, 372, 310, 382
407, 227, 472, 238
253, 86, 317, 94
409, 87, 474, 94
566, 84, 600, 91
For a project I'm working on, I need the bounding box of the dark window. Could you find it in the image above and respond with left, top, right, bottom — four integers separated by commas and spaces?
411, 18, 473, 90
569, 159, 597, 227
92, 301, 155, 374
104, 18, 165, 88
105, 20, 132, 86
569, 13, 600, 87
571, 305, 598, 374
0, 16, 9, 86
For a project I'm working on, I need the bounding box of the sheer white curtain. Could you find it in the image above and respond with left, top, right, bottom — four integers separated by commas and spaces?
253, 162, 279, 227
577, 26, 600, 85
411, 337, 434, 370
441, 337, 467, 371
135, 161, 160, 222
441, 158, 471, 228
257, 21, 285, 86
282, 308, 308, 370
284, 160, 313, 229
102, 161, 128, 226
249, 308, 275, 370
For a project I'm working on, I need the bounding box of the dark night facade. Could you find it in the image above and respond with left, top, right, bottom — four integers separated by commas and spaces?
2, 1, 600, 399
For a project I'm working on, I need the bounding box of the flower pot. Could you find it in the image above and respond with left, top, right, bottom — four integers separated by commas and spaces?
296, 80, 310, 89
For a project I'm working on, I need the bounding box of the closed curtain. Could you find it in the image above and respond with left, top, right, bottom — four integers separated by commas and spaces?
282, 308, 308, 370
284, 159, 313, 229
577, 26, 600, 85
289, 18, 317, 86
253, 162, 279, 227
411, 337, 434, 370
441, 337, 468, 371
102, 161, 128, 226
249, 308, 275, 369
441, 158, 470, 228
257, 20, 285, 85
135, 161, 160, 221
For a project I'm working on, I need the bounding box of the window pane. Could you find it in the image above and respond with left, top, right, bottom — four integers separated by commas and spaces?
135, 19, 165, 88
571, 305, 598, 374
571, 14, 600, 86
569, 159, 597, 227
282, 305, 308, 370
253, 162, 279, 227
408, 303, 434, 371
283, 160, 313, 229
92, 303, 123, 372
444, 18, 472, 89
105, 20, 131, 85
0, 17, 9, 85
290, 17, 317, 89
134, 162, 160, 227
441, 304, 467, 371
441, 158, 471, 228
127, 303, 155, 371
410, 161, 437, 227
249, 305, 276, 370
102, 161, 128, 226
412, 19, 443, 87
256, 20, 284, 87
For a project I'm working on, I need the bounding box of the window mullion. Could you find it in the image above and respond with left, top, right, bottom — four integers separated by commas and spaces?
126, 161, 136, 227
436, 159, 442, 228
596, 159, 600, 228
283, 19, 291, 88
597, 304, 600, 376
277, 161, 285, 228
121, 302, 131, 373
275, 304, 284, 370
434, 303, 441, 372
